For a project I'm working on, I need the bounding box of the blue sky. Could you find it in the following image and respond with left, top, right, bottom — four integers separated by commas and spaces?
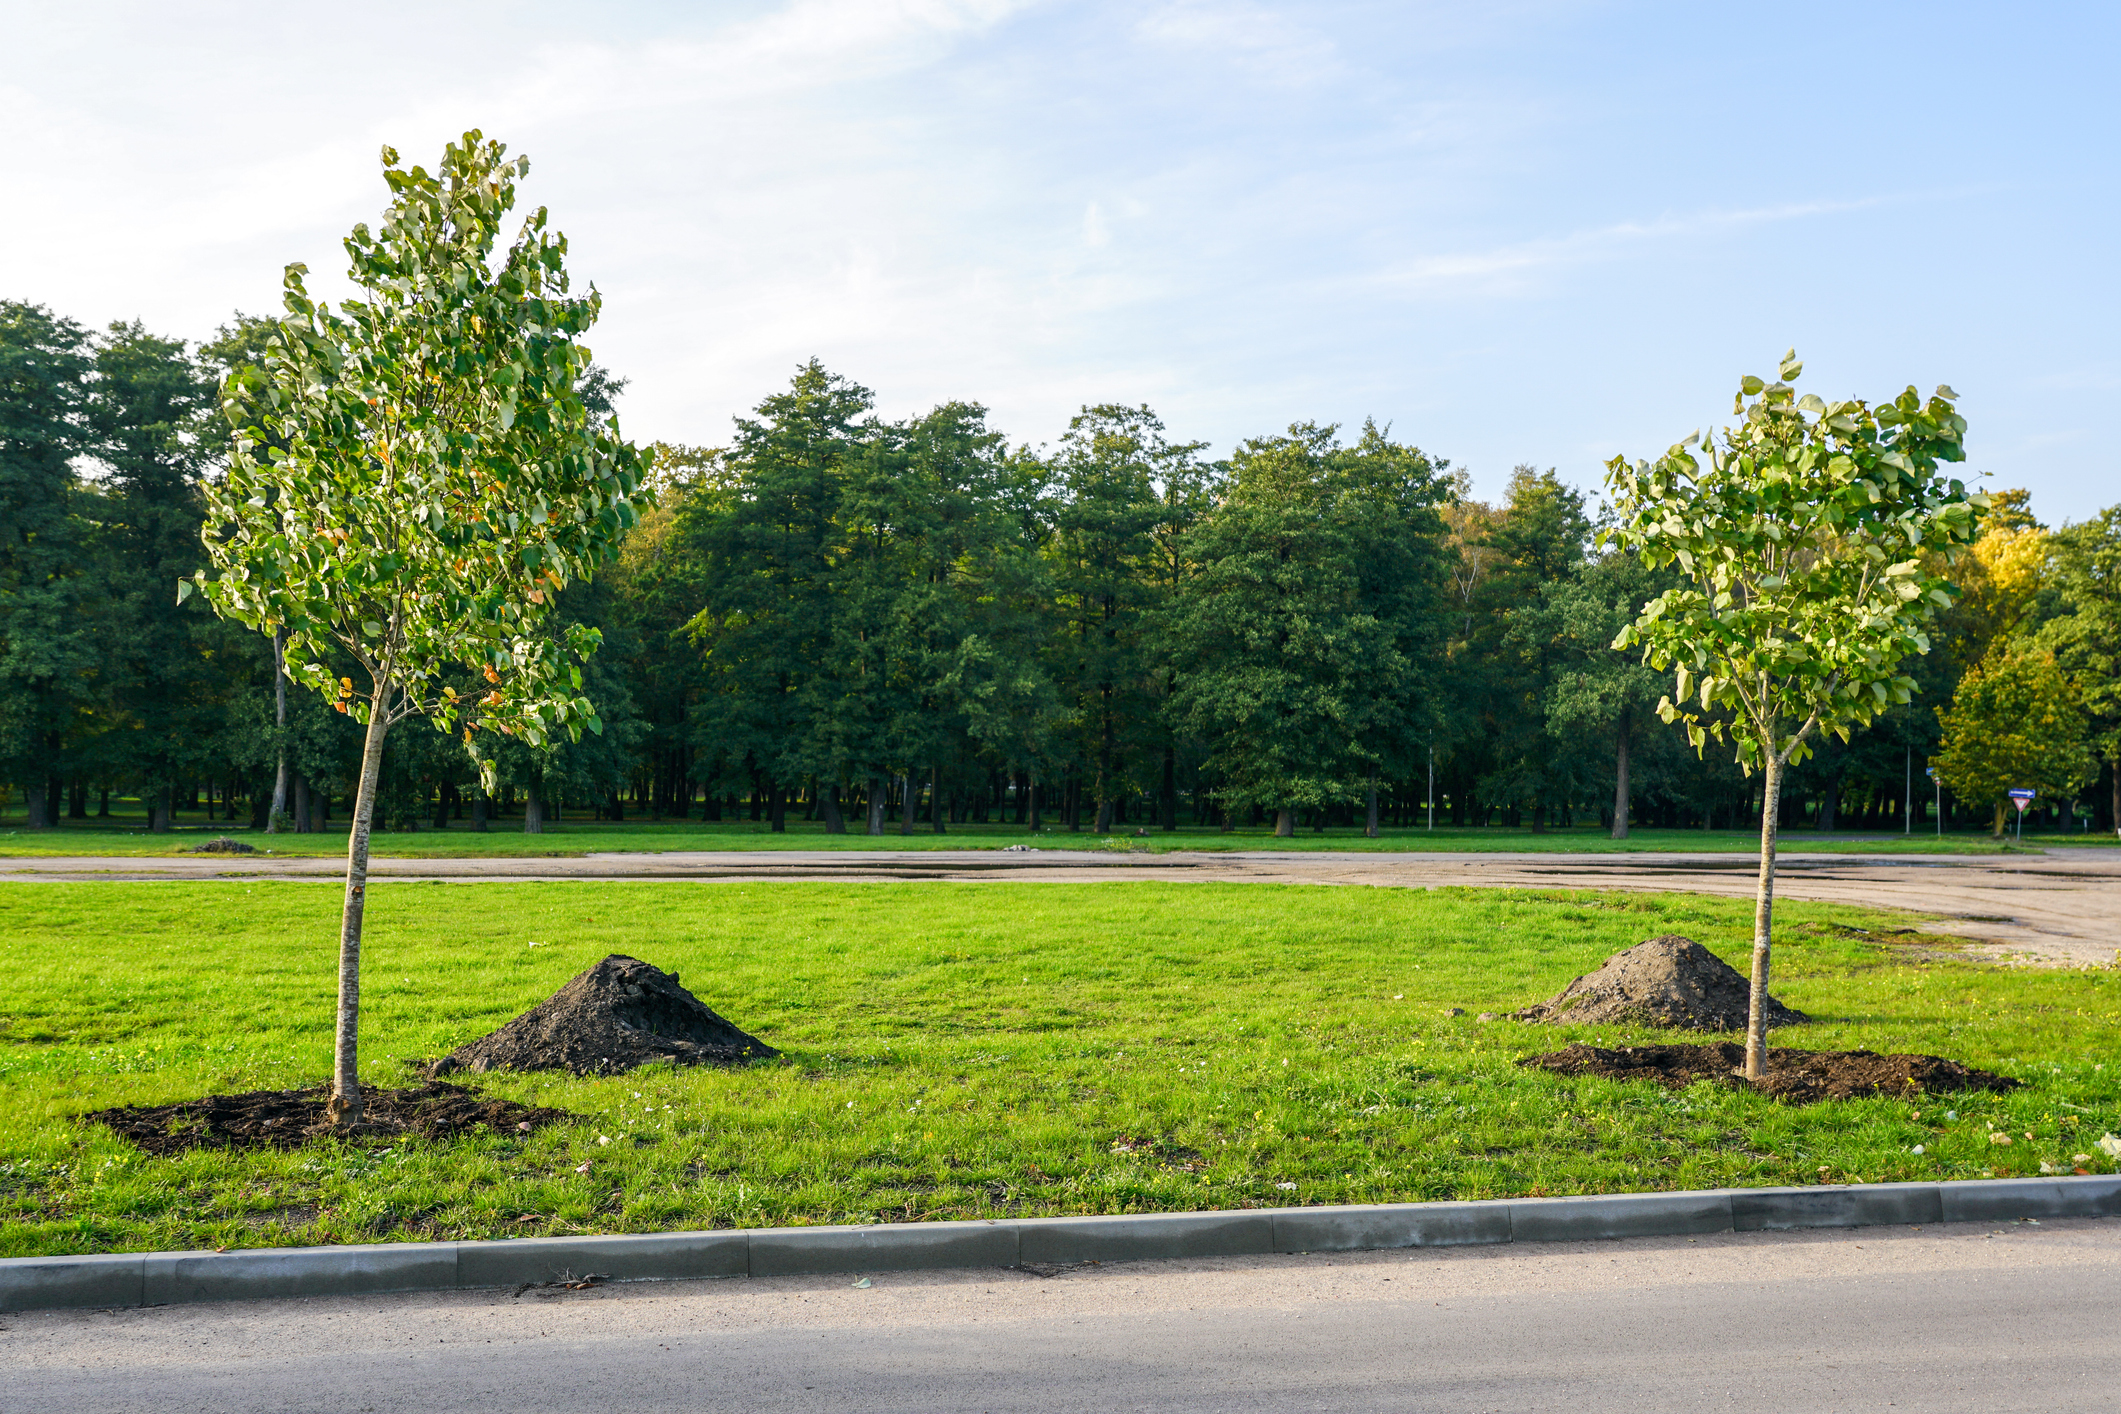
6, 1, 2115, 518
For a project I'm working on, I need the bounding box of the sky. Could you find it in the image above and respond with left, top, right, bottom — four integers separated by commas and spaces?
5, 0, 2116, 519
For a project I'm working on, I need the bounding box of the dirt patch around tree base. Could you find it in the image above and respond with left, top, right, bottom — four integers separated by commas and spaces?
85, 1082, 577, 1156
430, 954, 778, 1077
1519, 1042, 2021, 1105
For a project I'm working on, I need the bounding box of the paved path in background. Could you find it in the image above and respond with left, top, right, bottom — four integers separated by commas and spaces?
7, 846, 2117, 966
4, 1218, 2113, 1413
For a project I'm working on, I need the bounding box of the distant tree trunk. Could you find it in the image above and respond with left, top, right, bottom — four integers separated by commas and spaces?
294, 775, 312, 832
1745, 751, 1787, 1082
26, 778, 50, 829
150, 787, 172, 833
524, 780, 545, 834
1028, 771, 1041, 831
609, 787, 625, 822
1816, 775, 1843, 832
268, 629, 290, 831
41, 773, 62, 828
769, 781, 786, 833
435, 781, 454, 831
98, 786, 110, 818
1161, 747, 1178, 831
1274, 807, 1294, 837
468, 780, 485, 832
898, 775, 913, 836
822, 782, 846, 834
1365, 778, 1379, 838
867, 777, 885, 835
1611, 722, 1631, 840
931, 766, 946, 833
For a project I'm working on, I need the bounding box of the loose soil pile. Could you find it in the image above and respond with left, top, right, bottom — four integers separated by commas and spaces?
1519, 1042, 2021, 1105
86, 1082, 574, 1156
1515, 935, 1807, 1031
430, 954, 778, 1077
182, 836, 257, 854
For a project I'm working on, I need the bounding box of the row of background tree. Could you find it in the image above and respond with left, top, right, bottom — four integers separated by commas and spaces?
4, 300, 2116, 838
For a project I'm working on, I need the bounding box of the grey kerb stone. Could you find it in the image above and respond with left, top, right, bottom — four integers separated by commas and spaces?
2, 1175, 2114, 1313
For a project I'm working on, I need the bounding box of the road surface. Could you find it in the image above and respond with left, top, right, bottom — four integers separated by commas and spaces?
3, 1217, 2112, 1412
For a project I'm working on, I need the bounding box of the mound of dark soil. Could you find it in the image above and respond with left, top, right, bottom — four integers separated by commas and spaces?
86, 1082, 574, 1156
1515, 935, 1807, 1031
430, 954, 777, 1077
183, 836, 257, 854
1519, 1042, 2020, 1105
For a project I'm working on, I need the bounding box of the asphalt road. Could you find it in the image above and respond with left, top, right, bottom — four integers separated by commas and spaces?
8, 846, 2118, 966
4, 1218, 2112, 1413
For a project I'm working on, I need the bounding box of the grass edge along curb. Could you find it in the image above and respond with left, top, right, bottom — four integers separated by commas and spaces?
6, 1175, 2117, 1313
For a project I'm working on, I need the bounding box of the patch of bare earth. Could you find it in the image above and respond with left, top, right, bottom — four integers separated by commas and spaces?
85, 1082, 576, 1156
1518, 1041, 2020, 1104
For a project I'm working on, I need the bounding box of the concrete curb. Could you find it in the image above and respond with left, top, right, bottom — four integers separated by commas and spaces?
5, 1175, 2116, 1313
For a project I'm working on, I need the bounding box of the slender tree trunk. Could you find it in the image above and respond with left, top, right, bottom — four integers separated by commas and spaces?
268, 630, 290, 831
1746, 753, 1785, 1082
1365, 778, 1379, 838
329, 696, 392, 1127
1028, 771, 1041, 831
524, 779, 544, 834
1161, 747, 1177, 831
1274, 807, 1294, 837
470, 780, 488, 832
822, 782, 845, 834
898, 775, 912, 836
867, 777, 885, 835
931, 766, 946, 833
770, 781, 786, 833
1611, 722, 1631, 840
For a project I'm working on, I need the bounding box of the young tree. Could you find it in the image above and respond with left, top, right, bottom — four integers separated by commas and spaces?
1931, 647, 2094, 836
186, 133, 645, 1126
1606, 353, 1981, 1078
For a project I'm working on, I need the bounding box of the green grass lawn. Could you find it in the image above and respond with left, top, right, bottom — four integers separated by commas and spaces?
2, 879, 2116, 1259
3, 810, 2089, 857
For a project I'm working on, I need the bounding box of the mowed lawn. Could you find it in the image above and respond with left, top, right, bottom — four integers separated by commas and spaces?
1, 880, 2116, 1259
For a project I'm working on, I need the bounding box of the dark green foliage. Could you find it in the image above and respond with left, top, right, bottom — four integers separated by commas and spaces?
5, 310, 2109, 840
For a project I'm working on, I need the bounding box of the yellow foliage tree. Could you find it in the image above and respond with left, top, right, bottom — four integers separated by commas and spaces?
1932, 647, 2094, 836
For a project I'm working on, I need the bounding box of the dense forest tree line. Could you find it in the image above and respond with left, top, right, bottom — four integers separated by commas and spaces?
4, 300, 2116, 837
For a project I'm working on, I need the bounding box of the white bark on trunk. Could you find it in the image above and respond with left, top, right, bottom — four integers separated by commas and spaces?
1747, 751, 1785, 1081
330, 692, 392, 1126
268, 630, 290, 832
